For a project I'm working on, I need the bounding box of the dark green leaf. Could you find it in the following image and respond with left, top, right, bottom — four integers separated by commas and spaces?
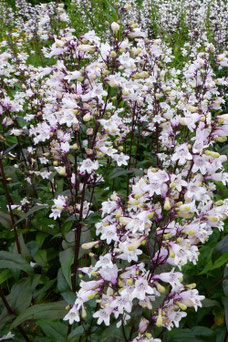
67, 326, 84, 342
225, 297, 228, 329
37, 320, 67, 341
15, 205, 49, 225
0, 210, 11, 229
59, 248, 74, 289
223, 267, 228, 297
0, 251, 33, 274
213, 235, 228, 261
10, 301, 67, 329
0, 269, 12, 286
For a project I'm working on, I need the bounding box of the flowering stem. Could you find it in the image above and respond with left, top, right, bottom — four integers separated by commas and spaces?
71, 174, 88, 292
127, 103, 136, 198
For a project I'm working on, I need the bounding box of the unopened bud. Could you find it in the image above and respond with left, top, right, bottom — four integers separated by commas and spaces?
81, 241, 100, 249
83, 113, 91, 122
87, 292, 97, 299
128, 237, 144, 251
134, 192, 144, 199
82, 306, 87, 318
169, 247, 175, 258
72, 143, 78, 150
183, 230, 195, 235
164, 197, 171, 211
127, 278, 134, 286
215, 136, 227, 142
118, 279, 123, 287
119, 217, 131, 226
187, 105, 198, 112
205, 150, 220, 158
145, 333, 152, 338
179, 205, 191, 212
155, 281, 166, 293
176, 301, 187, 310
111, 22, 120, 33
110, 51, 117, 58
147, 212, 155, 219
115, 208, 122, 218
156, 310, 163, 327
206, 216, 218, 222
187, 283, 196, 289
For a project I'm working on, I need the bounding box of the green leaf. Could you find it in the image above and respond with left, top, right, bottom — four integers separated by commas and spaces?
167, 326, 215, 341
0, 210, 11, 229
67, 326, 84, 342
0, 278, 32, 322
202, 298, 220, 308
36, 232, 48, 247
13, 234, 30, 258
59, 248, 74, 289
10, 301, 67, 329
223, 267, 228, 297
109, 168, 143, 179
0, 251, 33, 274
200, 253, 228, 274
213, 235, 228, 261
37, 320, 67, 341
61, 291, 76, 305
34, 278, 56, 302
57, 268, 70, 293
0, 269, 12, 286
225, 297, 228, 329
33, 249, 48, 267
15, 204, 49, 225
99, 324, 126, 342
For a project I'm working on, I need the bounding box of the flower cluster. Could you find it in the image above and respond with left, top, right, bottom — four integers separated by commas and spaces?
0, 0, 227, 341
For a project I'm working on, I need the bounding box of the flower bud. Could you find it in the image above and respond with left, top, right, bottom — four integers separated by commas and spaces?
205, 150, 220, 158
83, 113, 91, 122
87, 291, 97, 299
128, 237, 144, 251
82, 306, 87, 318
81, 241, 100, 249
215, 136, 227, 142
176, 301, 187, 310
110, 51, 117, 58
147, 212, 155, 219
187, 283, 196, 289
138, 318, 149, 334
164, 197, 171, 211
145, 333, 152, 338
58, 167, 66, 176
155, 281, 166, 293
111, 22, 120, 33
127, 278, 134, 286
134, 192, 144, 199
169, 247, 175, 258
156, 310, 163, 327
119, 217, 131, 225
205, 216, 218, 222
187, 105, 198, 112
72, 143, 78, 150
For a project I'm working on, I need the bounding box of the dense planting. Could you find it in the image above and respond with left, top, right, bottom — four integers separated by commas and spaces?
0, 1, 227, 341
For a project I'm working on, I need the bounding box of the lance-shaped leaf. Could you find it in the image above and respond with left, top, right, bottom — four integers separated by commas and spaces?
0, 251, 33, 274
10, 301, 67, 329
